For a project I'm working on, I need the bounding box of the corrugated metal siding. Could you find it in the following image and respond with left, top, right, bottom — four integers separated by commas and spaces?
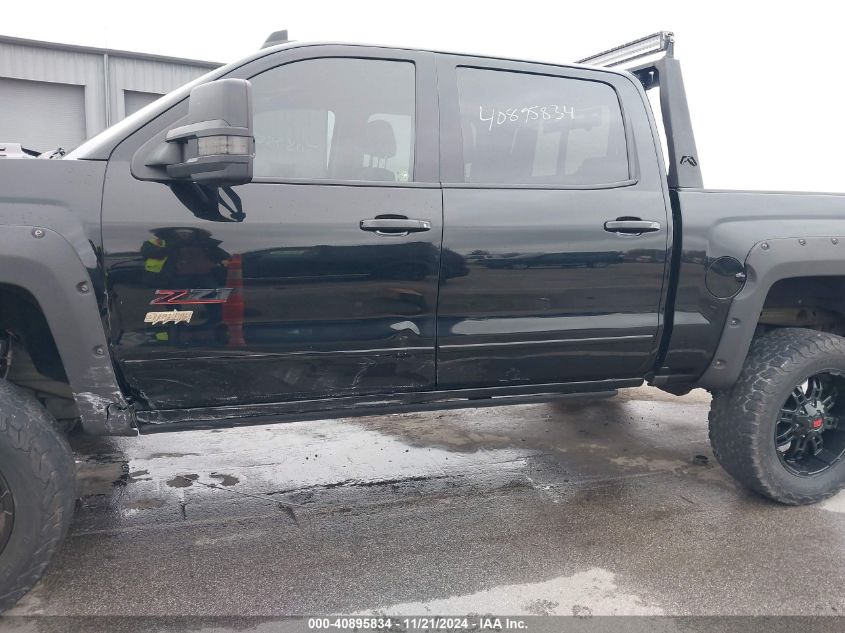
109, 56, 210, 121
0, 39, 217, 146
0, 40, 105, 137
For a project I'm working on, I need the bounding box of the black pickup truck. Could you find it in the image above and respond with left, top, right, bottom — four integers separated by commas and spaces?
3, 31, 845, 609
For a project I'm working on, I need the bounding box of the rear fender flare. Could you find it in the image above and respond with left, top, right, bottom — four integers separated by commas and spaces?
698, 236, 845, 389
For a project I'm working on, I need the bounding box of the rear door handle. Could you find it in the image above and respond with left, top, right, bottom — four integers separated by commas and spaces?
360, 217, 431, 234
603, 219, 661, 234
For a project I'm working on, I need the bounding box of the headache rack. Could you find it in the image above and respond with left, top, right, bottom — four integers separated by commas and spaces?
578, 31, 703, 189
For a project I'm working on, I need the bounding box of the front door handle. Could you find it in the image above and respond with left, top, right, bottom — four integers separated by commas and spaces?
360, 217, 431, 235
603, 219, 661, 234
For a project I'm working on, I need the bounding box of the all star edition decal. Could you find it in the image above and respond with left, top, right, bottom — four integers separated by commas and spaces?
144, 311, 193, 325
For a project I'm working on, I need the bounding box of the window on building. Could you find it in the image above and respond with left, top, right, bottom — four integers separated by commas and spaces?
456, 67, 628, 186
250, 58, 415, 182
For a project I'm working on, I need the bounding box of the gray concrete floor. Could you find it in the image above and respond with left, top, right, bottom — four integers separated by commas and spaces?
6, 387, 845, 620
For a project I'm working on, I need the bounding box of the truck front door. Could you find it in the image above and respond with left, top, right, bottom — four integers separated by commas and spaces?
101, 48, 442, 410
435, 56, 671, 389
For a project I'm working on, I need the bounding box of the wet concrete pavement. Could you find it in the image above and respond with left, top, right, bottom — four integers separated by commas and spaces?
6, 387, 845, 620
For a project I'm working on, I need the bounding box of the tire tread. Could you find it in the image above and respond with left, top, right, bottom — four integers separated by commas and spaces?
709, 327, 845, 505
0, 381, 76, 612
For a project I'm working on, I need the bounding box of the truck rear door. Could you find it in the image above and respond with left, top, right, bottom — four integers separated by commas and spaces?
434, 55, 671, 389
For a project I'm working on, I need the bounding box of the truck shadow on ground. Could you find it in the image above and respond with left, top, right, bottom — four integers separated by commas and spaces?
346, 389, 729, 491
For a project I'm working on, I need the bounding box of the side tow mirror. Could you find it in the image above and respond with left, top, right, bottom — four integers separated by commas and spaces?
162, 78, 254, 186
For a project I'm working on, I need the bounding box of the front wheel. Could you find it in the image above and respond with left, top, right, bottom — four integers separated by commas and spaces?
709, 327, 845, 505
0, 381, 76, 612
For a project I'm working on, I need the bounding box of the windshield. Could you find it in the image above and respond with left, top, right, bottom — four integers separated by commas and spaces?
67, 63, 232, 160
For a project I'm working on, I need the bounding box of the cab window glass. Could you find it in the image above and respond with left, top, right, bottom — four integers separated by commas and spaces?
457, 67, 628, 186
251, 58, 415, 182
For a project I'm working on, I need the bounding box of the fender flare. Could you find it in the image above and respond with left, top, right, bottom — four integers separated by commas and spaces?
0, 225, 136, 436
698, 235, 845, 390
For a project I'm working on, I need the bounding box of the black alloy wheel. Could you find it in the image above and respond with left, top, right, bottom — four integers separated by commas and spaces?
709, 328, 845, 504
775, 373, 845, 476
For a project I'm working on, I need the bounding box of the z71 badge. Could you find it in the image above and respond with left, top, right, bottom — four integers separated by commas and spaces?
150, 289, 233, 305
144, 311, 193, 325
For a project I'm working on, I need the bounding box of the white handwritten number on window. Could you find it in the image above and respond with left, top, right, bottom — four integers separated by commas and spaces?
478, 105, 575, 131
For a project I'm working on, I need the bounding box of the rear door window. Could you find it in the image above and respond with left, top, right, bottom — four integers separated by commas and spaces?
456, 67, 629, 186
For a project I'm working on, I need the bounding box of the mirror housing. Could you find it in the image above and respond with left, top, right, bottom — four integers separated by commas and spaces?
163, 78, 254, 186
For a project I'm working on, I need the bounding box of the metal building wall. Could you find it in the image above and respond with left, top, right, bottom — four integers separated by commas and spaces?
0, 36, 219, 152
0, 39, 107, 143
107, 56, 216, 123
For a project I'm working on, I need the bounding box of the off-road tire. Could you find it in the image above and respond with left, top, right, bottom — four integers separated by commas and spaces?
709, 327, 845, 504
0, 380, 76, 612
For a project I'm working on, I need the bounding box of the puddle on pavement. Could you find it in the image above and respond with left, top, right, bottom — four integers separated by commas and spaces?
210, 473, 240, 486
165, 473, 199, 488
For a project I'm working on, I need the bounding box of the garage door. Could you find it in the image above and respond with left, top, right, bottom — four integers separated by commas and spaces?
0, 77, 86, 153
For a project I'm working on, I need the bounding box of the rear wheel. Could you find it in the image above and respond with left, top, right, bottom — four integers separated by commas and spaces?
709, 328, 845, 504
0, 380, 76, 612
